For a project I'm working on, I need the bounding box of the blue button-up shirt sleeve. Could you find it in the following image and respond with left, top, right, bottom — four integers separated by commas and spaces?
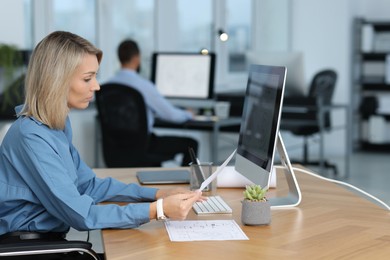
0, 114, 159, 233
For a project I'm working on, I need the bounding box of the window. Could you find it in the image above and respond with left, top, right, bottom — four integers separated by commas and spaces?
30, 0, 289, 89
226, 0, 252, 72
23, 0, 33, 48
99, 0, 154, 79
177, 0, 212, 52
53, 0, 97, 44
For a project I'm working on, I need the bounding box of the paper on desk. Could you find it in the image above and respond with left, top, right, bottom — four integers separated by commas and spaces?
199, 149, 236, 191
164, 220, 248, 242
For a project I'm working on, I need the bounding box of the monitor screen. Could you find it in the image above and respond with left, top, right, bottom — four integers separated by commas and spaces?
151, 52, 215, 100
235, 64, 286, 188
246, 51, 304, 96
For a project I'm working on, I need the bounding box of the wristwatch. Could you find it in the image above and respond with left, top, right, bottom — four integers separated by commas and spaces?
156, 198, 167, 221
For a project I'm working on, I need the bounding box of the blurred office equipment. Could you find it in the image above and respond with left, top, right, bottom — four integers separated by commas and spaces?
360, 96, 390, 144
151, 52, 216, 108
281, 69, 338, 176
95, 83, 174, 167
353, 18, 390, 151
154, 116, 241, 164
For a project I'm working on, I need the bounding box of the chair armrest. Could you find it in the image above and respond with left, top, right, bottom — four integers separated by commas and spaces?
0, 240, 99, 259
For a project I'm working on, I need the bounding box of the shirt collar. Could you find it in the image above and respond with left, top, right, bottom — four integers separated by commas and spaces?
119, 68, 137, 75
15, 104, 43, 125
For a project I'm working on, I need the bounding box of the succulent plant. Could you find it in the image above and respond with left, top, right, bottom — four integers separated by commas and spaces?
243, 184, 267, 202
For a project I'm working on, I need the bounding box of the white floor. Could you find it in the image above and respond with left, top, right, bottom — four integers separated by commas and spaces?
325, 151, 389, 208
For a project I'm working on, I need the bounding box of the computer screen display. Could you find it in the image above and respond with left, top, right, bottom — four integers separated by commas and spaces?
235, 64, 286, 188
151, 52, 215, 100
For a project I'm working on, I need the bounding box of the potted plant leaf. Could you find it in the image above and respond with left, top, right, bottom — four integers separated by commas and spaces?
241, 184, 271, 225
0, 44, 25, 118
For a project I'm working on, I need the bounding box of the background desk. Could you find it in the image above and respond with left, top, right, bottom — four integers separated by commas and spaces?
94, 167, 390, 259
281, 102, 351, 178
155, 116, 241, 163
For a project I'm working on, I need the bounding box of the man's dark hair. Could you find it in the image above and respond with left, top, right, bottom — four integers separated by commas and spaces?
117, 39, 140, 64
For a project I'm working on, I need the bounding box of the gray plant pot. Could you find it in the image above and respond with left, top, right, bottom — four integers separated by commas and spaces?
241, 200, 271, 226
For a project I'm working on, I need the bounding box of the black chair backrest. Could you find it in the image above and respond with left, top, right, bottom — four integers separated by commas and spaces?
95, 83, 149, 167
308, 70, 337, 106
308, 69, 337, 129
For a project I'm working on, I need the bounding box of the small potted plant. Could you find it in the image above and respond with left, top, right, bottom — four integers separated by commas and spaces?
241, 184, 271, 225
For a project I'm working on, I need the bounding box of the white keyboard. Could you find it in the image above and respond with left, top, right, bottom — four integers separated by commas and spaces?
192, 196, 233, 215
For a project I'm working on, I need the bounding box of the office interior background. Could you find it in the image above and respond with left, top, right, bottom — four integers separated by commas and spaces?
0, 0, 389, 205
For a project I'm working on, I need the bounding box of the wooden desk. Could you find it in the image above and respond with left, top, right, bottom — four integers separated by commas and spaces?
94, 167, 390, 259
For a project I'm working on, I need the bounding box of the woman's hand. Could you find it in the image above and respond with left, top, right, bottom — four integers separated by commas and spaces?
156, 188, 207, 202
155, 187, 190, 199
163, 190, 202, 220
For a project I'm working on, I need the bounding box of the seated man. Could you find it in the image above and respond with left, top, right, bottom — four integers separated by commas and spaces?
105, 39, 198, 166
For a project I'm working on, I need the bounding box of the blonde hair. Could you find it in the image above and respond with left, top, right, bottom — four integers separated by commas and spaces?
20, 31, 103, 129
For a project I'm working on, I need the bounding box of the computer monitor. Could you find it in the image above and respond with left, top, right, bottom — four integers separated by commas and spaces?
235, 64, 301, 208
246, 51, 305, 96
151, 52, 216, 107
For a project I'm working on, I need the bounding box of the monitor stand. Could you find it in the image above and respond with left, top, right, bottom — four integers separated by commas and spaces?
268, 132, 302, 208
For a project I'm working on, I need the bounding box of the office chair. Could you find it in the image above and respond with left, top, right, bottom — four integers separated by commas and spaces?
0, 239, 100, 259
95, 83, 173, 167
281, 69, 338, 176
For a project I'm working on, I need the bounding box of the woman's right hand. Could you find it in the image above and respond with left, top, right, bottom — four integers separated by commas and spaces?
162, 190, 202, 220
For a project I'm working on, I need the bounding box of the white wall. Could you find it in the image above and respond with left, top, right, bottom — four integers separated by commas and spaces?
291, 0, 352, 96
288, 0, 353, 157
287, 0, 390, 158
356, 0, 390, 19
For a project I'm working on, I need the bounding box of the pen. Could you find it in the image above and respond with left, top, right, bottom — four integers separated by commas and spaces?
189, 147, 202, 166
188, 147, 197, 164
188, 147, 206, 181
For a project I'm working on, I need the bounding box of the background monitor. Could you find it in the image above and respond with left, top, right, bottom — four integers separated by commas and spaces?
246, 51, 305, 97
235, 64, 286, 189
151, 52, 215, 101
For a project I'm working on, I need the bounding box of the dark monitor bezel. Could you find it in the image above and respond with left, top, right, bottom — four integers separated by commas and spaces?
150, 52, 216, 100
237, 64, 287, 174
246, 51, 305, 97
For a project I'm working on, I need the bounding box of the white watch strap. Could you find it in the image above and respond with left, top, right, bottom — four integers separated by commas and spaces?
157, 198, 167, 220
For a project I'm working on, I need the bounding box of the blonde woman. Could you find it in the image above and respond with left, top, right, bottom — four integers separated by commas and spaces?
0, 31, 201, 249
